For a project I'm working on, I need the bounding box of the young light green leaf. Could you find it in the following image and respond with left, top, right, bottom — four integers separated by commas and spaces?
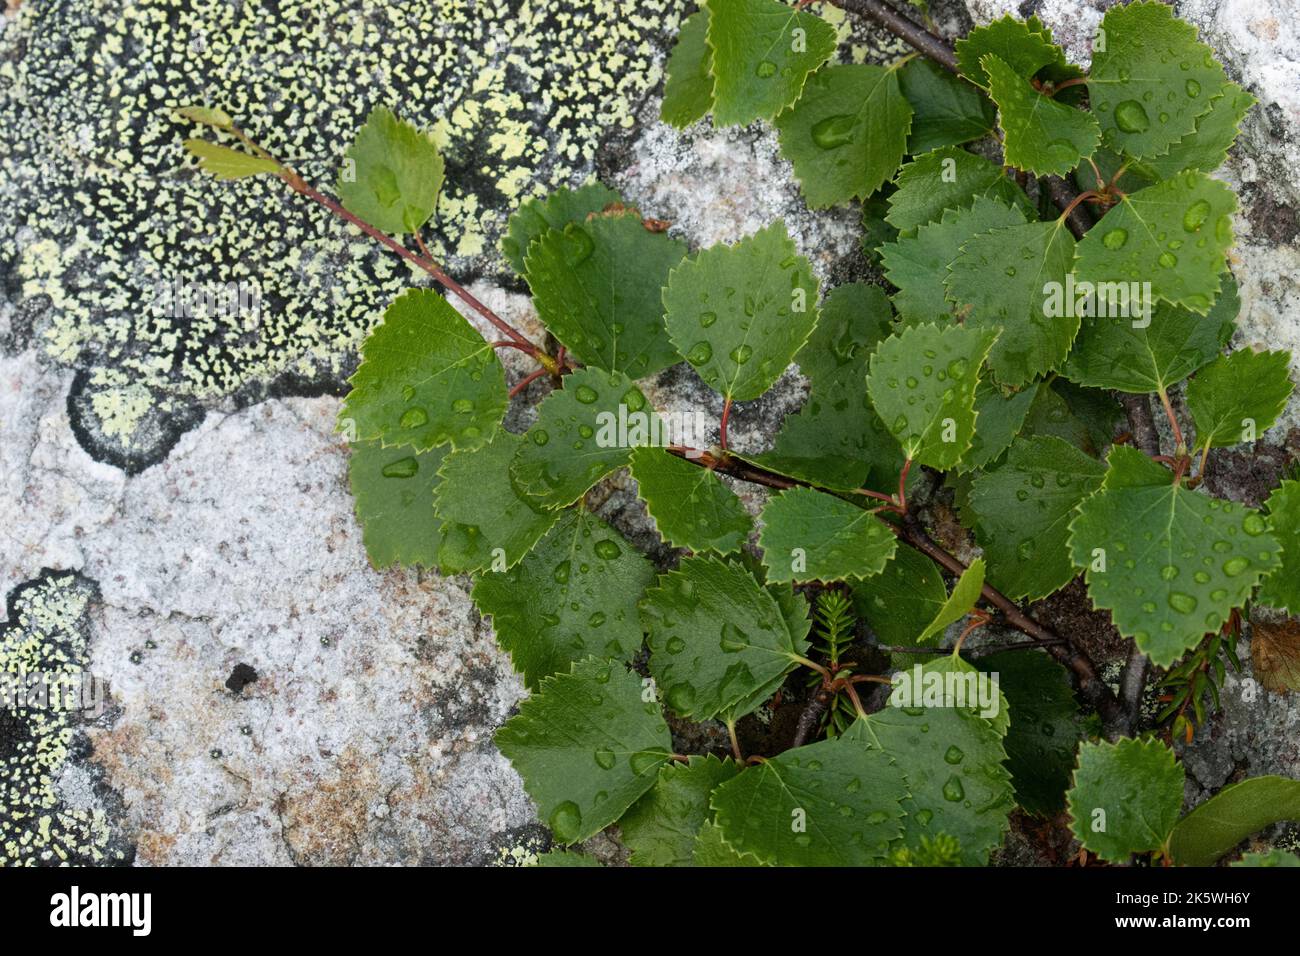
1075, 171, 1237, 314
337, 107, 444, 235
968, 436, 1106, 602
757, 487, 897, 583
174, 105, 235, 129
861, 687, 1014, 865
1088, 0, 1228, 161
620, 755, 740, 867
852, 546, 948, 646
1187, 348, 1293, 449
662, 9, 715, 127
338, 289, 507, 452
513, 368, 652, 509
915, 559, 985, 645
1066, 737, 1184, 862
640, 554, 808, 720
886, 146, 1030, 232
501, 181, 622, 275
347, 441, 447, 570
532, 851, 603, 867
956, 380, 1039, 474
628, 447, 753, 555
433, 430, 560, 573
710, 722, 909, 866
1062, 278, 1238, 394
867, 322, 998, 470
977, 650, 1080, 817
1168, 775, 1300, 867
882, 196, 1027, 325
773, 64, 912, 208
983, 54, 1099, 177
898, 57, 996, 154
183, 139, 281, 179
472, 510, 654, 689
663, 221, 819, 401
1258, 480, 1300, 615
954, 14, 1068, 90
1067, 445, 1281, 666
1137, 82, 1256, 181
944, 217, 1078, 386
495, 658, 673, 845
705, 0, 838, 127
526, 212, 688, 378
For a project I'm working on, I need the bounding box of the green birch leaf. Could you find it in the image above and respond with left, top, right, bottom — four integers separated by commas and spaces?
886, 146, 1030, 232
1233, 849, 1300, 868
852, 545, 948, 646
968, 436, 1106, 602
710, 721, 909, 866
1187, 348, 1294, 449
525, 212, 688, 377
433, 430, 561, 573
472, 510, 654, 689
663, 221, 820, 401
337, 107, 444, 235
1258, 480, 1300, 615
977, 650, 1080, 817
662, 9, 715, 128
347, 441, 447, 570
693, 819, 767, 865
1066, 738, 1185, 862
501, 181, 622, 275
705, 0, 838, 127
882, 196, 1027, 325
1062, 277, 1238, 392
1169, 775, 1300, 867
1075, 171, 1237, 313
640, 555, 808, 720
746, 283, 897, 490
954, 14, 1067, 89
628, 447, 753, 555
495, 657, 673, 845
898, 56, 996, 154
945, 217, 1079, 386
861, 187, 899, 265
183, 140, 281, 179
513, 368, 651, 509
774, 64, 913, 207
175, 105, 235, 129
1137, 82, 1256, 181
620, 755, 741, 866
757, 487, 897, 583
338, 289, 507, 452
1087, 0, 1228, 161
915, 559, 986, 645
957, 380, 1039, 474
862, 683, 1014, 865
867, 322, 998, 469
1067, 445, 1281, 666
983, 54, 1099, 177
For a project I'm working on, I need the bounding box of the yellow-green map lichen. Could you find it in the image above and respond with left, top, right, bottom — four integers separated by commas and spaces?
0, 572, 126, 865
0, 0, 684, 467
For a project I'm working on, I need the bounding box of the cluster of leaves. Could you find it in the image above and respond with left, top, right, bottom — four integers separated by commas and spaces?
179, 1, 1300, 866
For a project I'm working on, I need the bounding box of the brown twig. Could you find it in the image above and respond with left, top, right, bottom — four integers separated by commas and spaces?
824, 0, 958, 72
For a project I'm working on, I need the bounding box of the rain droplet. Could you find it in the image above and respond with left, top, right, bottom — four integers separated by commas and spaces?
1182, 199, 1211, 232
400, 406, 429, 428
594, 748, 616, 770
811, 114, 856, 150
574, 385, 599, 404
1168, 592, 1198, 614
1222, 556, 1250, 576
665, 683, 695, 711
594, 539, 622, 560
686, 341, 713, 366
944, 745, 965, 765
381, 457, 418, 479
942, 775, 965, 802
1114, 100, 1150, 133
755, 59, 777, 78
1185, 78, 1201, 97
1158, 251, 1178, 268
730, 344, 753, 365
699, 311, 717, 328
1243, 513, 1266, 536
549, 801, 583, 842
531, 429, 550, 446
1103, 228, 1129, 250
